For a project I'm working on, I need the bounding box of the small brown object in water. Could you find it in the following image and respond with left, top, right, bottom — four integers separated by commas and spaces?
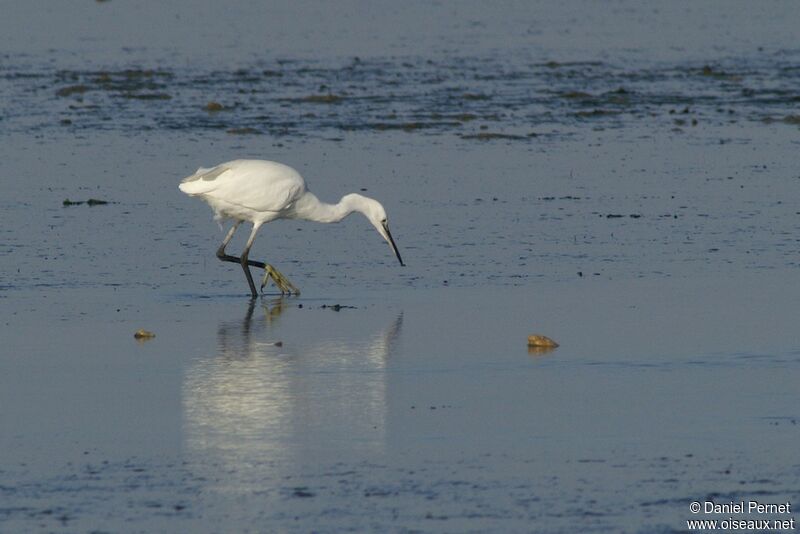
134, 329, 156, 340
528, 335, 558, 348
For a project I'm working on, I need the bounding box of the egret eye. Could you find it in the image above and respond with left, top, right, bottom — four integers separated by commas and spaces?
381, 218, 387, 224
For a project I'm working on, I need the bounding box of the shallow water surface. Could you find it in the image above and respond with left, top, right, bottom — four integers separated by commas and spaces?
1, 277, 798, 532
1, 1, 800, 532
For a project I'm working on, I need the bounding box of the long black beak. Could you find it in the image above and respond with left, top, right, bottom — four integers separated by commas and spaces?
383, 223, 404, 266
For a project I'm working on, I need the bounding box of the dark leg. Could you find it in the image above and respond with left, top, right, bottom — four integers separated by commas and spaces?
216, 221, 264, 297
238, 223, 263, 298
216, 221, 266, 269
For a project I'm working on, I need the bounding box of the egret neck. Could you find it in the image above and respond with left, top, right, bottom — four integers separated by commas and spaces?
290, 192, 362, 223
291, 192, 404, 266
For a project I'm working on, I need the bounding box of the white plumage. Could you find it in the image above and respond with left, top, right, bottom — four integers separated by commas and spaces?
180, 160, 304, 222
179, 159, 404, 297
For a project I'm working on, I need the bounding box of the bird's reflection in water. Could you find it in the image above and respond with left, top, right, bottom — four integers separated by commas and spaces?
182, 298, 402, 491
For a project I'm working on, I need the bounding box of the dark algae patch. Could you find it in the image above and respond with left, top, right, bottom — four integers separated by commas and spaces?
698, 64, 742, 81
560, 91, 593, 99
56, 84, 90, 97
366, 121, 460, 132
762, 114, 800, 125
298, 94, 344, 104
461, 132, 529, 140
118, 92, 172, 100
5, 56, 799, 139
461, 92, 491, 101
573, 109, 622, 118
226, 127, 261, 135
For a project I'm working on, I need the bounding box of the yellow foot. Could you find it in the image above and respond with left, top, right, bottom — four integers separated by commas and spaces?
260, 264, 300, 296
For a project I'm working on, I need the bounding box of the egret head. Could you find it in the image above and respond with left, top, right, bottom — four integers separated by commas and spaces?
345, 194, 404, 266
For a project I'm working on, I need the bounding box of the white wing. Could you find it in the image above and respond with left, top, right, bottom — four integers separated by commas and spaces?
179, 160, 306, 213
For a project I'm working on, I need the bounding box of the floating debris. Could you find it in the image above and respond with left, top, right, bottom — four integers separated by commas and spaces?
205, 101, 224, 112
540, 195, 582, 201
528, 335, 559, 348
63, 198, 110, 206
134, 329, 156, 340
291, 487, 315, 498
320, 304, 356, 311
604, 213, 641, 219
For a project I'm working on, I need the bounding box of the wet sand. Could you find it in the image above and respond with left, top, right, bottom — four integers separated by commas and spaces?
2, 1, 800, 532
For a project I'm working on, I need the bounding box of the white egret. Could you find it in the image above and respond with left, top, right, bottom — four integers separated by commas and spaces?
179, 159, 404, 297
